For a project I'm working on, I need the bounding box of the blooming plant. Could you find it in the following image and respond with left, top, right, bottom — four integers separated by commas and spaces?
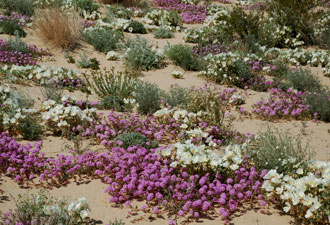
0, 65, 88, 92
0, 39, 49, 65
262, 161, 330, 224
252, 88, 311, 120
171, 70, 184, 79
1, 190, 90, 224
142, 9, 182, 31
41, 97, 97, 137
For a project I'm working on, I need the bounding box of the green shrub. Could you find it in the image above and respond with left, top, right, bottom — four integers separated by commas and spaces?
229, 60, 256, 88
73, 0, 99, 13
7, 35, 30, 54
115, 132, 158, 149
164, 85, 191, 108
134, 81, 163, 114
84, 68, 139, 99
17, 114, 42, 140
248, 128, 314, 175
83, 28, 123, 53
125, 21, 147, 34
104, 5, 132, 22
0, 21, 26, 37
283, 68, 322, 93
227, 7, 260, 42
153, 27, 174, 39
317, 26, 330, 49
123, 36, 165, 71
0, 0, 35, 16
41, 85, 64, 103
265, 0, 325, 45
166, 44, 202, 71
268, 60, 291, 78
100, 96, 125, 111
304, 89, 330, 122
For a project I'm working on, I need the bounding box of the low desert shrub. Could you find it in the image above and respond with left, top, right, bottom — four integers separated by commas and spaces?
115, 132, 158, 149
282, 68, 322, 93
7, 35, 30, 54
0, 0, 35, 16
17, 114, 43, 140
84, 68, 139, 98
304, 89, 330, 122
264, 0, 326, 45
0, 20, 26, 37
229, 60, 257, 88
248, 128, 314, 175
83, 27, 123, 53
125, 21, 147, 34
73, 0, 99, 13
34, 8, 82, 50
122, 36, 165, 71
166, 44, 202, 71
100, 96, 125, 111
134, 81, 163, 114
164, 85, 191, 108
153, 27, 174, 39
0, 190, 90, 224
104, 5, 132, 22
41, 85, 64, 103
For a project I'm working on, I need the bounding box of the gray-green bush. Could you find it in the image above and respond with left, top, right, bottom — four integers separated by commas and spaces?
134, 81, 163, 114
164, 85, 191, 108
153, 27, 174, 39
115, 132, 158, 149
248, 128, 314, 175
122, 36, 165, 71
83, 28, 123, 53
166, 44, 202, 71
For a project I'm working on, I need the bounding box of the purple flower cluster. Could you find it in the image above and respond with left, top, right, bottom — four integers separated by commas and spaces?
242, 76, 279, 92
0, 132, 266, 222
52, 77, 86, 90
62, 98, 99, 109
81, 20, 95, 28
192, 43, 230, 58
0, 39, 49, 66
154, 0, 207, 23
252, 88, 311, 120
0, 12, 29, 26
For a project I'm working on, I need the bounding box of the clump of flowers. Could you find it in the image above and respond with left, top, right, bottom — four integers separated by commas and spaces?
171, 70, 184, 79
0, 85, 38, 135
192, 43, 229, 58
154, 0, 207, 23
1, 190, 90, 224
142, 9, 182, 31
41, 98, 97, 137
0, 39, 49, 65
252, 88, 311, 120
262, 160, 330, 224
0, 65, 88, 92
106, 51, 120, 61
0, 12, 29, 26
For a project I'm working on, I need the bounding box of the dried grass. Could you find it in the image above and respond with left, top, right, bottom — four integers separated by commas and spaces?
34, 8, 82, 50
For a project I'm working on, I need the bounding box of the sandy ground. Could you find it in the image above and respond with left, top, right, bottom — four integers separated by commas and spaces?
0, 1, 329, 224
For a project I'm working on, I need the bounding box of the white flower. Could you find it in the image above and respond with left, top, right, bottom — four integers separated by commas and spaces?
80, 209, 89, 219
283, 202, 291, 213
